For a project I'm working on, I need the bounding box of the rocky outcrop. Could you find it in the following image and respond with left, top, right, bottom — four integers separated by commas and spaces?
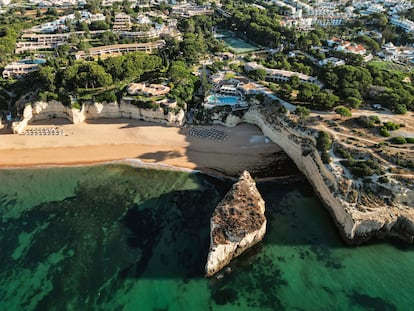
239, 103, 414, 244
12, 100, 185, 133
205, 171, 266, 277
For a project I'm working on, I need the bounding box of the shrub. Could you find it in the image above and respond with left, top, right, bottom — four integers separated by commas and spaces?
371, 116, 381, 124
96, 91, 117, 103
392, 136, 407, 144
347, 97, 362, 109
71, 102, 81, 110
321, 151, 331, 164
350, 163, 374, 178
379, 127, 390, 137
357, 115, 380, 128
334, 146, 352, 159
394, 104, 407, 114
406, 137, 414, 144
341, 158, 381, 178
383, 121, 400, 131
378, 176, 389, 183
335, 106, 352, 117
58, 92, 71, 106
277, 105, 287, 114
294, 106, 310, 118
317, 131, 332, 152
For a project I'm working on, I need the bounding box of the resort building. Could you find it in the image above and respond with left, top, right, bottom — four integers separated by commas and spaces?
313, 16, 348, 27
203, 75, 251, 110
337, 41, 367, 55
136, 15, 152, 25
0, 0, 11, 6
2, 59, 45, 79
16, 31, 105, 54
113, 13, 132, 31
28, 0, 86, 7
74, 41, 165, 60
127, 83, 171, 96
389, 16, 414, 33
170, 3, 214, 18
117, 25, 182, 41
123, 82, 177, 109
318, 57, 345, 67
244, 62, 323, 87
327, 37, 367, 55
327, 37, 342, 47
215, 83, 240, 96
27, 12, 105, 33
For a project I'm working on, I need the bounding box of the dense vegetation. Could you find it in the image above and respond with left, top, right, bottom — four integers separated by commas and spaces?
316, 131, 332, 164
1, 1, 414, 116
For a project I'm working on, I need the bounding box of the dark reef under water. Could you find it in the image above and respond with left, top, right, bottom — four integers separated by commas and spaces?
0, 164, 413, 310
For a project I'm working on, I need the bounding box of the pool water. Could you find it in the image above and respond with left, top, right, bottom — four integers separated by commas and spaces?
21, 59, 46, 65
207, 95, 240, 105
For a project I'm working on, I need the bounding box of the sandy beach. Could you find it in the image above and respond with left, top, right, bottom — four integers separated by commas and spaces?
0, 118, 289, 177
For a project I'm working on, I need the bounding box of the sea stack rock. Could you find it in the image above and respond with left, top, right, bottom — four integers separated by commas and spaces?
205, 171, 266, 277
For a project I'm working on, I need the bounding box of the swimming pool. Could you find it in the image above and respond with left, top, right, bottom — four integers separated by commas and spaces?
20, 59, 46, 65
207, 95, 240, 105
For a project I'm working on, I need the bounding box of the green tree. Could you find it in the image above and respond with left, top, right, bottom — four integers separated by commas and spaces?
392, 137, 407, 144
288, 75, 300, 89
395, 104, 407, 114
294, 106, 310, 118
46, 7, 58, 16
347, 97, 362, 109
313, 90, 339, 110
90, 20, 109, 31
38, 66, 56, 92
317, 131, 332, 152
168, 61, 197, 102
101, 31, 118, 45
249, 69, 266, 81
63, 61, 112, 89
335, 106, 352, 118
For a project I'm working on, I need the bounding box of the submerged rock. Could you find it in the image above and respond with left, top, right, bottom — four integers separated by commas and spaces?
205, 171, 266, 277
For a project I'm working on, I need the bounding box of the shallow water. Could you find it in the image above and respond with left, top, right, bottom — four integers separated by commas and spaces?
0, 165, 413, 310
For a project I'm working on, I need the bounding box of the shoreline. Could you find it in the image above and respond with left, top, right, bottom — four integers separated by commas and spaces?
0, 119, 296, 180
0, 157, 302, 184
3, 108, 413, 245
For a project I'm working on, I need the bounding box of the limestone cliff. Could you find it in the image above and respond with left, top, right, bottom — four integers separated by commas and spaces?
12, 100, 185, 133
205, 171, 266, 277
240, 103, 414, 244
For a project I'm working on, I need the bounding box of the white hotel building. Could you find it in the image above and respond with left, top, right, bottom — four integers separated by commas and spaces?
244, 62, 323, 87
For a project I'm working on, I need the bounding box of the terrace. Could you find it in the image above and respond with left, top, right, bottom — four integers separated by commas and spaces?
74, 41, 165, 60
126, 83, 171, 97
203, 76, 250, 110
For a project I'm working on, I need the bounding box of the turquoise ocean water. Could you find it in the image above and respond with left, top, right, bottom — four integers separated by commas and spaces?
0, 164, 413, 310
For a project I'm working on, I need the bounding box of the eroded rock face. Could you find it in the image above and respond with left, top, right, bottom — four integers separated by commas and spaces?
242, 103, 414, 244
205, 171, 266, 277
12, 100, 185, 133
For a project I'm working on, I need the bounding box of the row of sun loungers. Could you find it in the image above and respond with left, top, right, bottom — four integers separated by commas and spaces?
187, 127, 228, 142
20, 127, 65, 136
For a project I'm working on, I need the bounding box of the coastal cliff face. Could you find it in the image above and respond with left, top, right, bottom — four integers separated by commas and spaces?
240, 103, 414, 244
12, 100, 185, 133
206, 171, 266, 277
